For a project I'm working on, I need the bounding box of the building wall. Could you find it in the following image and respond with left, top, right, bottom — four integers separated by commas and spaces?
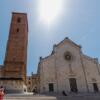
27, 76, 32, 92
0, 65, 3, 77
0, 80, 26, 93
40, 55, 57, 93
82, 55, 100, 92
39, 38, 100, 94
26, 74, 39, 92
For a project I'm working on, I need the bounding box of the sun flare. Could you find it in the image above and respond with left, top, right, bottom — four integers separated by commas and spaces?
38, 0, 64, 25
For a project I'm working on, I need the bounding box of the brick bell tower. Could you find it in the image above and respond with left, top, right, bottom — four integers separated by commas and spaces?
4, 12, 28, 82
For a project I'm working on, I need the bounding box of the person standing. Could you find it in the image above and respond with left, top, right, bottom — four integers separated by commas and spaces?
62, 90, 67, 96
0, 89, 4, 100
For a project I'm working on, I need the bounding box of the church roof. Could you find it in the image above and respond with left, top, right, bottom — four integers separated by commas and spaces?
40, 37, 81, 61
55, 37, 81, 49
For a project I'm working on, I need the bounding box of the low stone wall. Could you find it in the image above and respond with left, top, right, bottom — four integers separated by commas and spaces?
0, 79, 27, 93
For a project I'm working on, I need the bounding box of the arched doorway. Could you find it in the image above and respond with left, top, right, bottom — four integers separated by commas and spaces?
69, 78, 78, 93
93, 83, 99, 92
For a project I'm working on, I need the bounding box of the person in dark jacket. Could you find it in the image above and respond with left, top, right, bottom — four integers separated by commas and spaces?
32, 87, 38, 95
62, 90, 67, 96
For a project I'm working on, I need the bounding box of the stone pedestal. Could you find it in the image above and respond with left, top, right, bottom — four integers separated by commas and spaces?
0, 78, 27, 93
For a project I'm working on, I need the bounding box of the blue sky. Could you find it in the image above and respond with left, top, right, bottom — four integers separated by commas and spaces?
0, 0, 100, 75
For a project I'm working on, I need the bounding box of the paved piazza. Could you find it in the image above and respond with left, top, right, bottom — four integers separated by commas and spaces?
3, 93, 100, 100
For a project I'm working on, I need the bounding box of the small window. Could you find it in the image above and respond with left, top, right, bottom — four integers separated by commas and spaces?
17, 17, 21, 23
49, 83, 54, 92
16, 28, 19, 32
28, 81, 31, 84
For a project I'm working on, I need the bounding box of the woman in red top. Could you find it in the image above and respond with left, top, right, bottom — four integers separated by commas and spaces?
0, 89, 4, 100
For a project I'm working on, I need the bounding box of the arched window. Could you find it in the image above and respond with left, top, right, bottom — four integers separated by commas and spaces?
17, 17, 21, 23
16, 28, 19, 32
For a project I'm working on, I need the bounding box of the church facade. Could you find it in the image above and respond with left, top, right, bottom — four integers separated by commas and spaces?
38, 38, 100, 94
0, 12, 28, 93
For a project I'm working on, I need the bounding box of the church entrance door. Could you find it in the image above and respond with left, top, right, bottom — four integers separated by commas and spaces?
69, 78, 78, 93
93, 83, 99, 92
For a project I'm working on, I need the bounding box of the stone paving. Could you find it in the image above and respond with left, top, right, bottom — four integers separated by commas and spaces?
3, 93, 100, 100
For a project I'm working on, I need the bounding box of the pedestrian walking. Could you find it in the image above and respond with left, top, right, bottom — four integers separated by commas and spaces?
62, 90, 67, 96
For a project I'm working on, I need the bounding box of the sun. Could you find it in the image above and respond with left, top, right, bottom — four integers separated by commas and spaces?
38, 0, 64, 26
